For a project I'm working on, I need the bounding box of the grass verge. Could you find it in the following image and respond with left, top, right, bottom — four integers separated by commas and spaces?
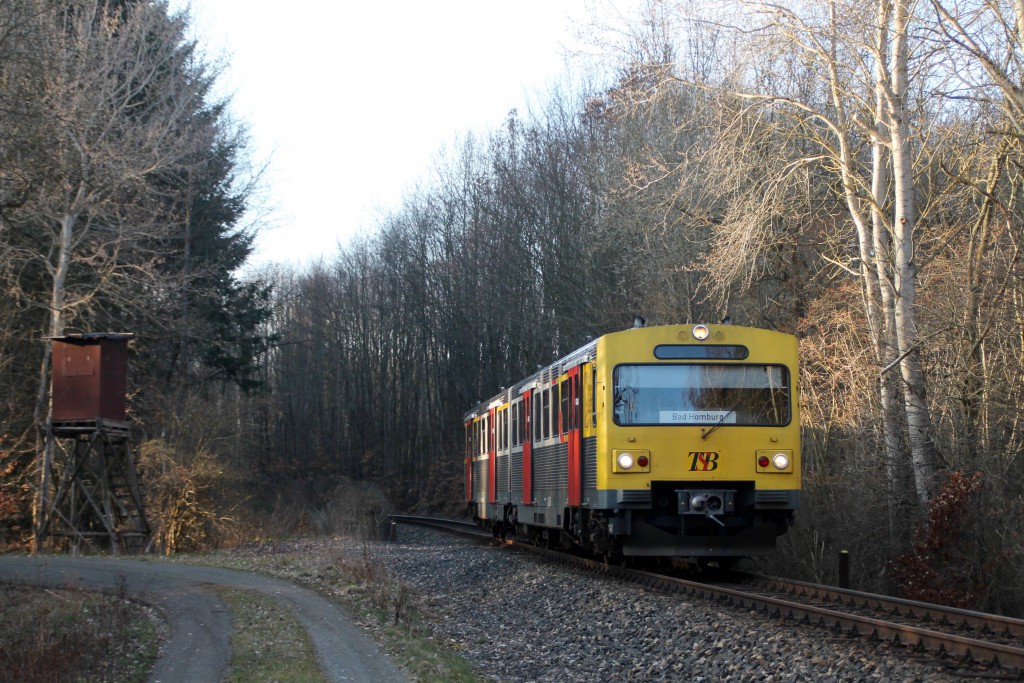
218, 586, 328, 683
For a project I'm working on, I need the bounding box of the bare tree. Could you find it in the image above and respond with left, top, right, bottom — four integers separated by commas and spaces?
599, 0, 946, 514
0, 0, 231, 548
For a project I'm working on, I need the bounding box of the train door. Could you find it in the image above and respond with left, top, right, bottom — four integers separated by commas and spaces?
522, 389, 533, 503
488, 406, 497, 504
567, 366, 583, 507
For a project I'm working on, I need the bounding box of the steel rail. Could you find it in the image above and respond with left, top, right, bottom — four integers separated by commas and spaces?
389, 515, 488, 540
740, 572, 1024, 640
640, 570, 1024, 671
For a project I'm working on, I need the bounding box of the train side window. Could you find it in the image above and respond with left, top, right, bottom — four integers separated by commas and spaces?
517, 402, 522, 446
591, 367, 597, 429
520, 401, 526, 445
539, 390, 546, 440
534, 393, 541, 444
542, 388, 551, 440
518, 401, 525, 446
560, 378, 569, 435
516, 403, 522, 447
521, 401, 528, 444
549, 388, 555, 439
572, 374, 580, 430
524, 398, 530, 443
515, 405, 519, 447
511, 403, 518, 447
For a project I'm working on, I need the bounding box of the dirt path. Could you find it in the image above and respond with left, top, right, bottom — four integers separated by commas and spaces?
0, 556, 409, 683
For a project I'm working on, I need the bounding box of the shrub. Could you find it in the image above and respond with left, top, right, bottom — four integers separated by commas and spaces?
891, 470, 985, 608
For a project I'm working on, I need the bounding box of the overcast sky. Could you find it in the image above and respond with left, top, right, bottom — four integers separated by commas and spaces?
179, 1, 637, 268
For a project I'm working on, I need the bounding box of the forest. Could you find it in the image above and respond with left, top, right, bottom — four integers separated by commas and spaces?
1, 0, 1022, 615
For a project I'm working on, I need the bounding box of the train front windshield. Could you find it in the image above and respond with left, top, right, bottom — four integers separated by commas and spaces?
613, 364, 790, 426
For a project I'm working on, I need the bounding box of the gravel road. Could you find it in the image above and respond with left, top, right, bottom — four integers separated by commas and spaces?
0, 556, 409, 683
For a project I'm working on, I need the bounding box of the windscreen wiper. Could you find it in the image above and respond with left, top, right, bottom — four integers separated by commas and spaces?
700, 403, 738, 440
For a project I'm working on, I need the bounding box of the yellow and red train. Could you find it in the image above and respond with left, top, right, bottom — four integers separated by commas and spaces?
464, 323, 800, 563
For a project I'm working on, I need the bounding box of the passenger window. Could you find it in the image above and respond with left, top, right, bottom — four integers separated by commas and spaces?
534, 394, 542, 444
511, 403, 519, 447
560, 379, 569, 435
542, 389, 551, 439
525, 399, 531, 444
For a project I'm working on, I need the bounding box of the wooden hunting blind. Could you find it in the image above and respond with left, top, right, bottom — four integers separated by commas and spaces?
39, 332, 149, 553
51, 333, 131, 424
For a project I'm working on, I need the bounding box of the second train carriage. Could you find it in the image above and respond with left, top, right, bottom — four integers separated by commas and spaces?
464, 323, 800, 562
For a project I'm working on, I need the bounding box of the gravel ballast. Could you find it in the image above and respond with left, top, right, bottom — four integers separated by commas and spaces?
378, 525, 982, 682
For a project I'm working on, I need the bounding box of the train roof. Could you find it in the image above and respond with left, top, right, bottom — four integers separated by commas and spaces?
462, 332, 601, 419
462, 322, 797, 420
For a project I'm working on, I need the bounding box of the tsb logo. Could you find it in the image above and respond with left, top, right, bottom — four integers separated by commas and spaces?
688, 452, 720, 471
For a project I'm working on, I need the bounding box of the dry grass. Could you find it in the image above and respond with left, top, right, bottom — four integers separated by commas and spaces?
218, 587, 328, 683
0, 581, 160, 683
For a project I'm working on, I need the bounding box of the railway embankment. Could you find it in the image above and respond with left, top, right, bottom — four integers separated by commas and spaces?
378, 525, 1007, 682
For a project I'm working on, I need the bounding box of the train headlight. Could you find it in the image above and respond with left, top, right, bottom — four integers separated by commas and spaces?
692, 324, 710, 340
612, 449, 651, 473
756, 449, 794, 473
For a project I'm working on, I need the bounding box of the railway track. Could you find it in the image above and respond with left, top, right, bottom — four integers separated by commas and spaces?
388, 515, 488, 539
392, 515, 1024, 676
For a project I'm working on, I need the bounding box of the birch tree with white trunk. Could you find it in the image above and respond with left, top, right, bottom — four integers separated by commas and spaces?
741, 0, 942, 509
602, 0, 943, 513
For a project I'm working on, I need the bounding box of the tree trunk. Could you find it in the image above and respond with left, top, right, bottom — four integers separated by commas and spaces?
32, 186, 83, 550
889, 0, 939, 506
869, 0, 906, 545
